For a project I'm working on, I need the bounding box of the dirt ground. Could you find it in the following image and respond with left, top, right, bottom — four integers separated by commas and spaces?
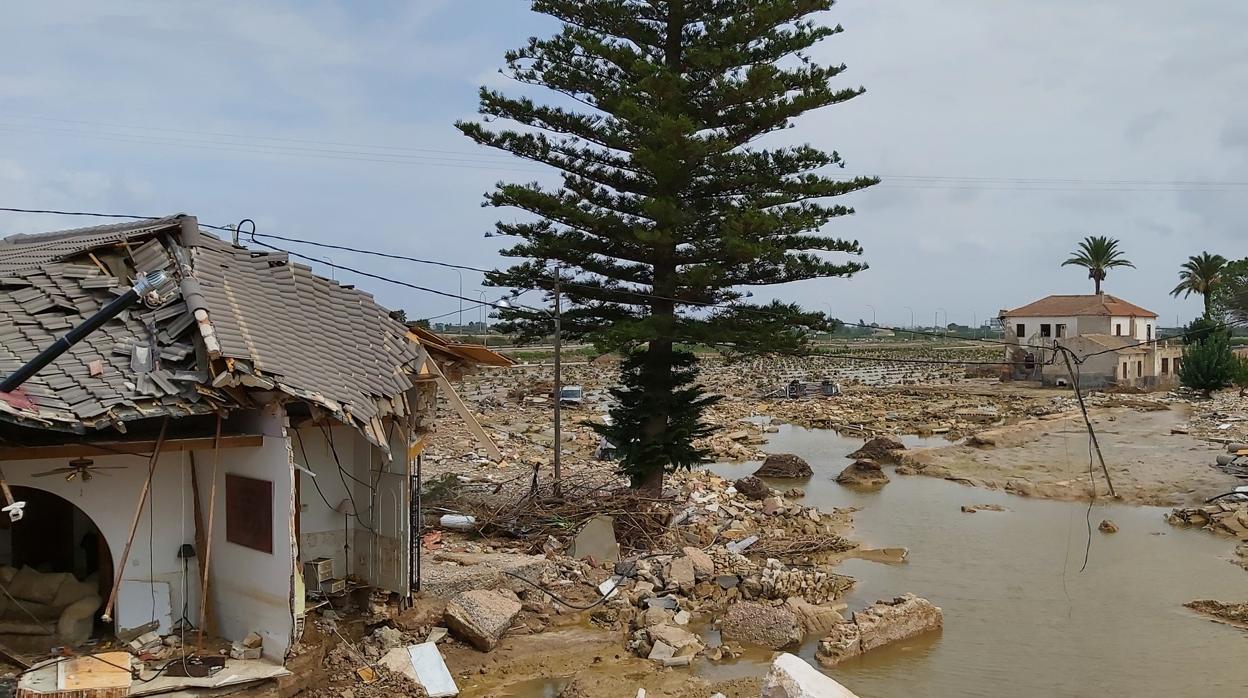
897, 406, 1239, 506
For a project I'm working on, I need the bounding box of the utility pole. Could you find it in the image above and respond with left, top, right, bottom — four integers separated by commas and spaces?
552, 268, 563, 498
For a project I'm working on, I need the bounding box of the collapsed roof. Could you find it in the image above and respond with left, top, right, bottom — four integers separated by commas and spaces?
0, 214, 422, 447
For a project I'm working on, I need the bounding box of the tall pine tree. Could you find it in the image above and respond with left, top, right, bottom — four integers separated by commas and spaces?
459, 0, 877, 492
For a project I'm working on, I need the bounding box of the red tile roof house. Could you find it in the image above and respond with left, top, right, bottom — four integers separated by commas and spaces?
0, 214, 505, 687
998, 294, 1181, 388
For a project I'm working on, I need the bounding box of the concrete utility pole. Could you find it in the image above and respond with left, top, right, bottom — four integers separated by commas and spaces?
552, 269, 563, 498
904, 306, 915, 329
866, 304, 876, 325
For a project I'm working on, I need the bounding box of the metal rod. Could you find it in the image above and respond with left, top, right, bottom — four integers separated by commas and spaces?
101, 416, 170, 622
414, 451, 422, 592
1060, 347, 1117, 497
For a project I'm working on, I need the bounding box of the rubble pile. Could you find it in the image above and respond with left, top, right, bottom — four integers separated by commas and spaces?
759, 558, 853, 605
1168, 500, 1248, 538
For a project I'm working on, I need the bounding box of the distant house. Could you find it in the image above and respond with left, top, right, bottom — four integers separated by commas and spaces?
999, 293, 1181, 388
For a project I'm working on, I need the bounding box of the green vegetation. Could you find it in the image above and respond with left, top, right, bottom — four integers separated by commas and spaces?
460, 0, 874, 491
1179, 325, 1235, 396
1171, 252, 1228, 319
1061, 236, 1134, 294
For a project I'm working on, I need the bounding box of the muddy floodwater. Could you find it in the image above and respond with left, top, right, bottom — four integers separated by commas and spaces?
703, 425, 1248, 697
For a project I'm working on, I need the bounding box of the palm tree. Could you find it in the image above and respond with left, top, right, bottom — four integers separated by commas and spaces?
1171, 251, 1228, 318
1061, 236, 1134, 294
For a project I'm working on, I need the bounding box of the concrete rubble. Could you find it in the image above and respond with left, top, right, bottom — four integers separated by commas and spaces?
762, 652, 860, 698
816, 594, 944, 667
444, 589, 523, 651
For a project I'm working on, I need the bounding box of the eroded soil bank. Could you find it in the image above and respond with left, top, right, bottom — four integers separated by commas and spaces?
896, 406, 1238, 505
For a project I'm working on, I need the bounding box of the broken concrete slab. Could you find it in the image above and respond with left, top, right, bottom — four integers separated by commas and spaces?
379, 643, 459, 697
762, 652, 859, 698
569, 515, 620, 563
817, 594, 943, 666
444, 590, 522, 651
419, 563, 505, 598
720, 601, 803, 649
647, 640, 675, 662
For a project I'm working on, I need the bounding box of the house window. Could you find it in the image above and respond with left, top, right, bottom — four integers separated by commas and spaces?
1115, 323, 1123, 336
1122, 362, 1128, 379
1015, 323, 1026, 338
1147, 324, 1152, 341
1056, 324, 1066, 338
1161, 357, 1169, 374
1137, 361, 1143, 377
1174, 358, 1181, 373
1040, 323, 1052, 338
226, 474, 274, 554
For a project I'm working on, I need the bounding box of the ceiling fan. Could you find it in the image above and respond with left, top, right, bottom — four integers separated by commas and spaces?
32, 458, 126, 482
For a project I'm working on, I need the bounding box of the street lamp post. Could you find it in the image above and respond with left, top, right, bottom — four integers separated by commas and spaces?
904, 306, 915, 329
937, 307, 948, 329
453, 269, 463, 330
866, 304, 876, 325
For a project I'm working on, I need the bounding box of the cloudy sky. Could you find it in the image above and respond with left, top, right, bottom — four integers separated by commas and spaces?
2, 0, 1245, 328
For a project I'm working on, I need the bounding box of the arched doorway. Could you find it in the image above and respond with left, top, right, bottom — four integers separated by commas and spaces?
0, 486, 114, 639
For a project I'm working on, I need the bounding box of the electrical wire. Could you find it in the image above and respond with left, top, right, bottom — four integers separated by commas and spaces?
319, 424, 377, 535
0, 203, 1159, 356
5, 113, 1248, 190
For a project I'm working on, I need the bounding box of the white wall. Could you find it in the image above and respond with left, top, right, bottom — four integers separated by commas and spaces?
0, 450, 200, 635
293, 424, 359, 578
1108, 315, 1154, 341
191, 405, 297, 660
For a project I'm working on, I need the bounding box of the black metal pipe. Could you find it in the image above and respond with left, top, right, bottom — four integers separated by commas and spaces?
0, 270, 170, 393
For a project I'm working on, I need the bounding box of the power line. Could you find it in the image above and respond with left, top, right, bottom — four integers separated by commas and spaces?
0, 204, 1051, 352
5, 113, 1248, 190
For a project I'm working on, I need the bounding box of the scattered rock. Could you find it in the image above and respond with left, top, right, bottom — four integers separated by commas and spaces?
666, 556, 696, 590
754, 454, 813, 479
834, 460, 890, 488
734, 476, 770, 500
444, 590, 522, 651
762, 652, 859, 698
681, 547, 715, 579
646, 624, 704, 655
721, 601, 803, 649
762, 496, 785, 515
1185, 599, 1248, 626
960, 504, 1007, 513
847, 437, 906, 461
1098, 519, 1119, 534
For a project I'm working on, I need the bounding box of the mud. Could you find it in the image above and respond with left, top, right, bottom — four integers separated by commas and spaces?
897, 407, 1238, 505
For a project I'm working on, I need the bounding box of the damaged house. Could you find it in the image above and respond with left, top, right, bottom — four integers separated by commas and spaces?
0, 214, 507, 677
